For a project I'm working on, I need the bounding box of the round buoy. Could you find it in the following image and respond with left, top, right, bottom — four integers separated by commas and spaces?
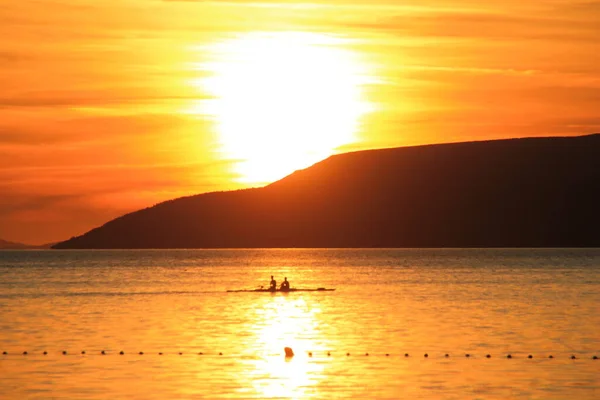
62, 351, 67, 355
346, 352, 350, 356
284, 347, 294, 357
571, 355, 576, 360
81, 351, 86, 355
308, 352, 312, 357
528, 355, 533, 359
486, 354, 491, 358
159, 352, 163, 356
23, 351, 28, 355
465, 354, 470, 358
424, 353, 428, 358
445, 354, 449, 358
101, 350, 106, 355
219, 352, 223, 356
120, 351, 124, 355
593, 356, 598, 360
43, 351, 47, 355
386, 353, 390, 357
365, 353, 369, 356
2, 352, 6, 355
198, 352, 203, 355
139, 352, 143, 355
507, 354, 512, 359
404, 353, 409, 357
179, 352, 183, 355
327, 352, 331, 356
549, 355, 553, 359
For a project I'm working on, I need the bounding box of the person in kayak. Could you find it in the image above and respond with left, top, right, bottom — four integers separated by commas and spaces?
280, 277, 290, 291
269, 276, 277, 291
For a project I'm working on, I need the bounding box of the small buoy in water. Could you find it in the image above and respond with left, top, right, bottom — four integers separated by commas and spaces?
549, 355, 553, 359
386, 353, 390, 357
23, 351, 28, 355
571, 355, 576, 360
63, 351, 67, 355
507, 354, 512, 359
404, 353, 409, 357
465, 354, 470, 358
81, 351, 86, 355
219, 352, 223, 356
528, 355, 533, 359
445, 354, 449, 358
308, 352, 312, 357
159, 352, 163, 356
2, 352, 6, 355
593, 356, 598, 360
198, 352, 203, 355
346, 352, 350, 356
486, 354, 491, 358
327, 352, 331, 356
284, 347, 294, 357
120, 351, 124, 355
365, 353, 369, 356
424, 353, 428, 358
179, 352, 183, 355
139, 352, 143, 355
43, 351, 47, 355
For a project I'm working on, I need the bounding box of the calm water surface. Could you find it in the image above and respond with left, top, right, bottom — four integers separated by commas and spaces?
1, 249, 599, 399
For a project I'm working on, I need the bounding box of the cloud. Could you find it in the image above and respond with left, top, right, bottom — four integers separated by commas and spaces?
0, 114, 188, 149
0, 92, 208, 110
343, 8, 600, 42
557, 0, 600, 14
0, 50, 27, 64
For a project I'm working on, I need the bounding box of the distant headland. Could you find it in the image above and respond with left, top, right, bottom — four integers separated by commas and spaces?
0, 239, 53, 250
53, 134, 600, 249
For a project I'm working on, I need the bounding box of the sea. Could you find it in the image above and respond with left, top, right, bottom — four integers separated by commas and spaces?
0, 248, 599, 399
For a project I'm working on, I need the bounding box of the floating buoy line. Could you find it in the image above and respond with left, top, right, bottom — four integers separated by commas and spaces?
1, 349, 598, 360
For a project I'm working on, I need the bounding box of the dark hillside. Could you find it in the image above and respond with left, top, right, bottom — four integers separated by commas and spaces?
53, 134, 600, 248
0, 239, 52, 249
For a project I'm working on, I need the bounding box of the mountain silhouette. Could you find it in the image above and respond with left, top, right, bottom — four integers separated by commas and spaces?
0, 239, 53, 249
53, 134, 600, 249
0, 239, 30, 249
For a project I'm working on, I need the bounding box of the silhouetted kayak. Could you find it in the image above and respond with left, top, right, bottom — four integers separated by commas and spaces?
226, 288, 335, 293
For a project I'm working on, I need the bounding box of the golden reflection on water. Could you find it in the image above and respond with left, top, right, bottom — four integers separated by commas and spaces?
247, 295, 326, 398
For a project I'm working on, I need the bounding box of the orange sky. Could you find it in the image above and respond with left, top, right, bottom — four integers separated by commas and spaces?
1, 0, 599, 244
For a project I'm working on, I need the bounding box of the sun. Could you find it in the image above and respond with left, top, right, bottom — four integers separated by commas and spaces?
193, 32, 372, 184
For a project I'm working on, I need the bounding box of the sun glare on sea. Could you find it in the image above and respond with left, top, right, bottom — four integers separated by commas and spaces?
246, 296, 327, 398
193, 32, 373, 184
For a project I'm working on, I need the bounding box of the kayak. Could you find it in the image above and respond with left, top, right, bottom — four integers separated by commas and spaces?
226, 288, 335, 293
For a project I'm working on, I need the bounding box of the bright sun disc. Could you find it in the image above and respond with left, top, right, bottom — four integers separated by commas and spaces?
194, 32, 372, 184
